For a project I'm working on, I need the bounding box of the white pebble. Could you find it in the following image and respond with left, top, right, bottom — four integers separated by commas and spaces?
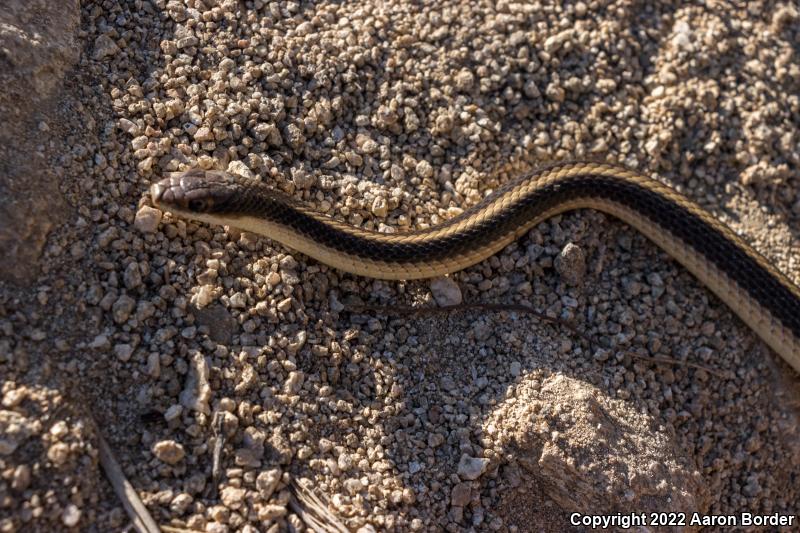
229, 292, 247, 308
221, 486, 246, 509
180, 351, 211, 415
89, 334, 110, 350
371, 197, 388, 217
193, 126, 214, 142
415, 160, 434, 179
227, 160, 254, 179
61, 504, 82, 527
554, 242, 586, 286
256, 468, 282, 500
152, 440, 185, 465
191, 285, 217, 308
134, 206, 162, 233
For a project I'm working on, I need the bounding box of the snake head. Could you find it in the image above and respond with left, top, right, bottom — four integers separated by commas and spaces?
151, 169, 240, 215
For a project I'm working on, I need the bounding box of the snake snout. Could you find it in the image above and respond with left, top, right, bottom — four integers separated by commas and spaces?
151, 170, 241, 214
149, 181, 167, 204
150, 175, 183, 208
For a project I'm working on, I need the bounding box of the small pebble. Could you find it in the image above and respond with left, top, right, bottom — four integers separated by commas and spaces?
164, 404, 183, 423
256, 469, 282, 500
89, 334, 110, 350
147, 352, 161, 378
227, 160, 254, 179
283, 371, 305, 394
371, 197, 388, 217
134, 206, 162, 233
61, 504, 82, 527
450, 482, 471, 506
430, 277, 462, 306
221, 487, 246, 509
11, 465, 31, 492
112, 295, 135, 324
152, 440, 185, 465
554, 242, 586, 286
93, 34, 119, 60
457, 454, 490, 480
123, 262, 142, 289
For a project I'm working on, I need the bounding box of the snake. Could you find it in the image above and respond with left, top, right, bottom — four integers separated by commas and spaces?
150, 161, 800, 373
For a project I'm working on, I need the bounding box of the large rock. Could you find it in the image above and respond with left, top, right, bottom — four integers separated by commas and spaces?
489, 374, 709, 530
0, 1, 80, 284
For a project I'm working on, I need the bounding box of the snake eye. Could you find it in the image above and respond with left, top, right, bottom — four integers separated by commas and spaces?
188, 199, 207, 212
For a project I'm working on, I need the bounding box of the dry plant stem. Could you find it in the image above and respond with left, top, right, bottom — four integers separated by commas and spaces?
347, 302, 577, 331
211, 412, 225, 488
96, 430, 160, 533
347, 301, 600, 348
288, 478, 350, 533
632, 354, 730, 379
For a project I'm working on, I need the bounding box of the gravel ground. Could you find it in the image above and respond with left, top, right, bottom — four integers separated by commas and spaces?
2, 0, 800, 531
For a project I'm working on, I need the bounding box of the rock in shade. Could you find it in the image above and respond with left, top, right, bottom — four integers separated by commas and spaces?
123, 262, 142, 289
113, 343, 133, 361
457, 454, 489, 480
93, 34, 119, 59
450, 482, 471, 506
430, 277, 462, 306
112, 295, 135, 324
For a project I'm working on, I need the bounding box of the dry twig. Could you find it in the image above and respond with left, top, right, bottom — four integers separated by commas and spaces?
632, 354, 730, 379
288, 478, 350, 533
96, 429, 161, 533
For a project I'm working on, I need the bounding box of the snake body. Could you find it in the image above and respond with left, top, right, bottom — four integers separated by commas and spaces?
150, 162, 800, 372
